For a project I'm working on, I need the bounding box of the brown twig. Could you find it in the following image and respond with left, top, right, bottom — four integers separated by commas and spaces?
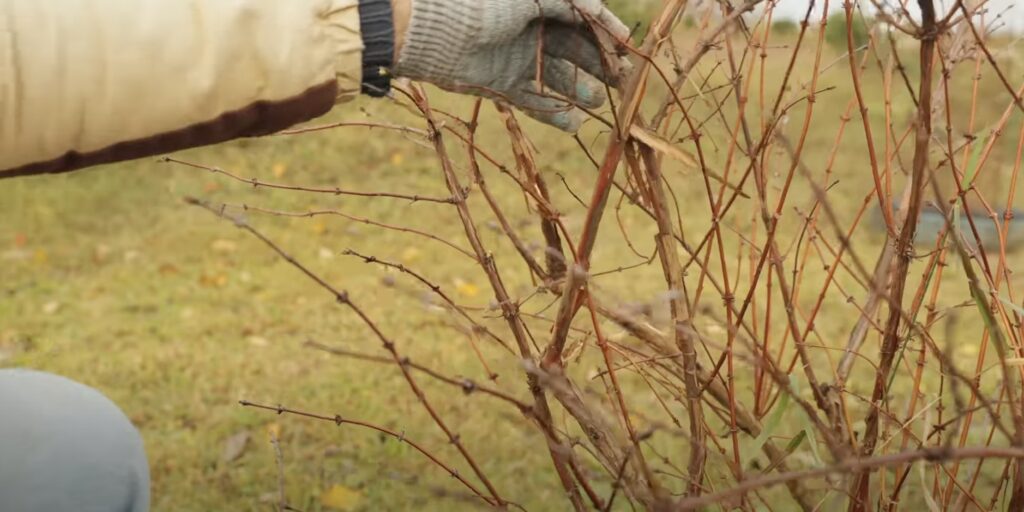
186, 196, 506, 507
850, 3, 939, 509
409, 86, 590, 511
676, 446, 1024, 511
240, 400, 496, 506
163, 157, 457, 205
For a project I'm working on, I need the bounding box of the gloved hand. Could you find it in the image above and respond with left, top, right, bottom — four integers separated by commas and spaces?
392, 0, 631, 132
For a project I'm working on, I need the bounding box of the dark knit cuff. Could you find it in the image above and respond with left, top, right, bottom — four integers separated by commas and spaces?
358, 0, 395, 97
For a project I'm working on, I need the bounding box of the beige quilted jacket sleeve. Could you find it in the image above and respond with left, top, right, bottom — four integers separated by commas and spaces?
0, 0, 364, 178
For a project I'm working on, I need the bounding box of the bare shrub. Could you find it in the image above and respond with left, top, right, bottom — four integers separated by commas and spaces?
173, 1, 1024, 510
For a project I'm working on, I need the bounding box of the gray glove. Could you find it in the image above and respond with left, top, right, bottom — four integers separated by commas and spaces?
394, 0, 630, 132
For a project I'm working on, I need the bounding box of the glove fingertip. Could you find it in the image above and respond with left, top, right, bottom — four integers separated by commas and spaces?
528, 108, 582, 133
521, 104, 583, 132
575, 81, 607, 110
554, 111, 583, 132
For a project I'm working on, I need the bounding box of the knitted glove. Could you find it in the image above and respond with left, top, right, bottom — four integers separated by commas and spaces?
394, 0, 630, 132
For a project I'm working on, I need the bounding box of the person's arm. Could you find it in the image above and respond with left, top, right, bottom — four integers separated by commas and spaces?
0, 0, 628, 179
0, 0, 393, 178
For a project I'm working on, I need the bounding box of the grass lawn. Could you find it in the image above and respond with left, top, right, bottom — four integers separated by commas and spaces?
3, 32, 1023, 511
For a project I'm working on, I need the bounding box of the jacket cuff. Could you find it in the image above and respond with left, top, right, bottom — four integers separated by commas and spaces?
358, 0, 395, 96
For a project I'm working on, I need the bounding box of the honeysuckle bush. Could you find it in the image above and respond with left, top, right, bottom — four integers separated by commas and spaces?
165, 1, 1024, 510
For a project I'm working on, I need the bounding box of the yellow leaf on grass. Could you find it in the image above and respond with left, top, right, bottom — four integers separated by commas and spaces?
454, 278, 480, 298
272, 163, 288, 178
211, 239, 238, 254
93, 244, 112, 263
33, 249, 48, 265
958, 342, 978, 357
42, 301, 61, 315
390, 152, 405, 166
311, 220, 327, 235
159, 263, 180, 276
321, 484, 362, 510
265, 422, 282, 440
401, 247, 421, 263
199, 273, 228, 288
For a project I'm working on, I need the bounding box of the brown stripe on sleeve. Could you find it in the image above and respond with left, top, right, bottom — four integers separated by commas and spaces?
2, 80, 338, 179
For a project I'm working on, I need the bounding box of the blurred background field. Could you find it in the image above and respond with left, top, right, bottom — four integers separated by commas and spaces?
3, 12, 1024, 511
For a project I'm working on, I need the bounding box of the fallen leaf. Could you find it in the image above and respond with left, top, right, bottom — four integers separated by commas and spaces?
958, 341, 978, 357
706, 323, 726, 336
401, 247, 420, 263
93, 244, 112, 263
311, 221, 327, 235
320, 484, 362, 510
13, 233, 27, 248
248, 336, 269, 348
221, 430, 250, 463
199, 273, 229, 288
203, 181, 221, 193
454, 278, 480, 298
211, 239, 238, 254
390, 152, 405, 166
265, 422, 283, 440
159, 263, 180, 276
272, 163, 288, 178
